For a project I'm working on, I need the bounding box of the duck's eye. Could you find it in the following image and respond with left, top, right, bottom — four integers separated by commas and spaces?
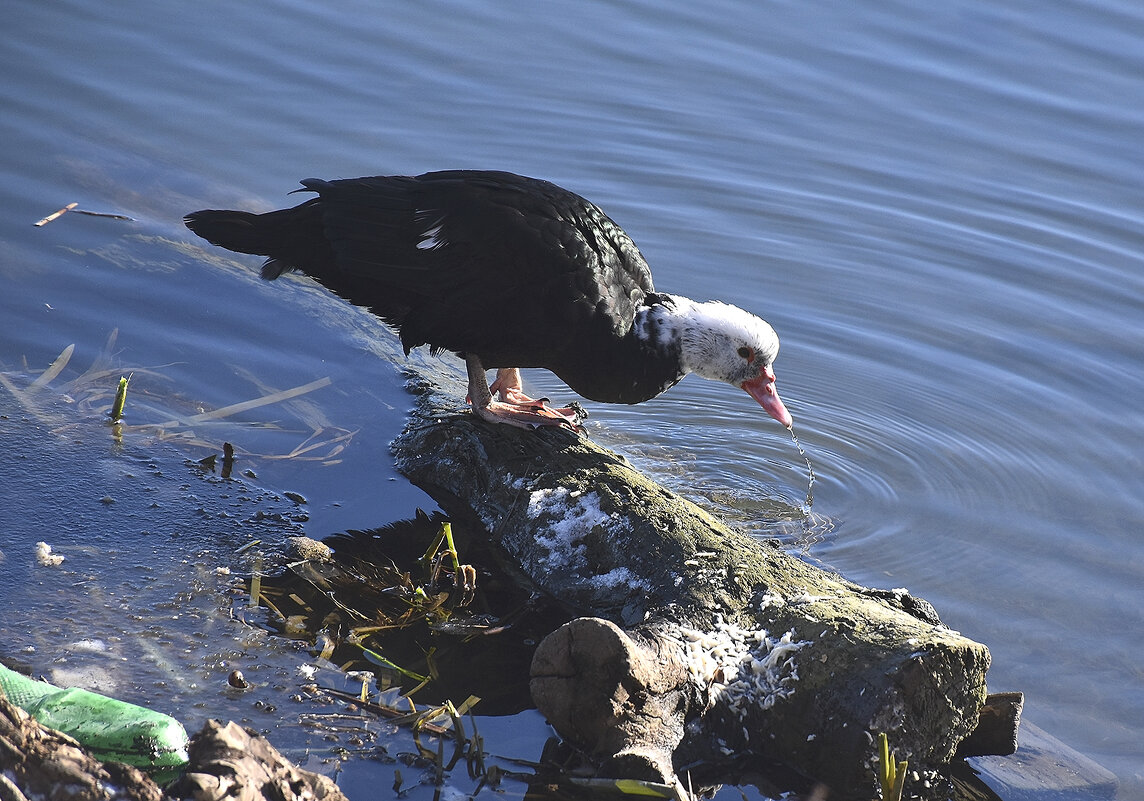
737, 346, 754, 361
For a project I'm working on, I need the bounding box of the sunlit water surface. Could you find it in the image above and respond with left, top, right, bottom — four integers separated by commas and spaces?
3, 0, 1142, 796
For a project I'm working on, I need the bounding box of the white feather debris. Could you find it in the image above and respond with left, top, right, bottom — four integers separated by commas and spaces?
670, 617, 809, 717
35, 541, 65, 566
789, 591, 828, 605
755, 591, 786, 610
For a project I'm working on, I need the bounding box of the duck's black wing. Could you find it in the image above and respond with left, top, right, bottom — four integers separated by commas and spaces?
187, 171, 656, 367
306, 171, 656, 363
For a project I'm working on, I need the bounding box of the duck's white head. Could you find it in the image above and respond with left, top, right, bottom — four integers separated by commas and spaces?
660, 296, 792, 428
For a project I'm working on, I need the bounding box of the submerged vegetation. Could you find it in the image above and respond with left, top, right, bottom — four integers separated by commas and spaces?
876, 733, 909, 801
242, 513, 703, 799
247, 512, 569, 716
108, 373, 130, 422
0, 329, 355, 468
2, 334, 660, 798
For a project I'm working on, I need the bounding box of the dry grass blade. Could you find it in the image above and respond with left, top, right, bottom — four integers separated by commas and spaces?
3, 333, 359, 481
270, 426, 354, 461
181, 376, 332, 423
248, 554, 264, 609
230, 364, 335, 431
0, 372, 34, 414
26, 344, 75, 394
73, 328, 120, 385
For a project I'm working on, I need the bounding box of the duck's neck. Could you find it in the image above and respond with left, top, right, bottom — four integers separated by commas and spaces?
634, 294, 692, 354
636, 293, 731, 376
551, 294, 686, 404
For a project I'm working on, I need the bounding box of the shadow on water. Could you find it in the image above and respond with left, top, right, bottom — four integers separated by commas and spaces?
252, 512, 572, 717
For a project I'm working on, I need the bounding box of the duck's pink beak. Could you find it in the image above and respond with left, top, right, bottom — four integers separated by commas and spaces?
742, 368, 792, 429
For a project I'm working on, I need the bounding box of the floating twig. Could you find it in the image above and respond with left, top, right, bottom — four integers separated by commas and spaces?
72, 209, 135, 221
320, 687, 450, 734
34, 203, 77, 227
34, 203, 134, 226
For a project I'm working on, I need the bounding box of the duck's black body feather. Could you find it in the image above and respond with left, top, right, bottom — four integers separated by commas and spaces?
186, 170, 682, 403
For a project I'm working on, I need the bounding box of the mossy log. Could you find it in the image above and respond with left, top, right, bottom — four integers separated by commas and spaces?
392, 375, 997, 797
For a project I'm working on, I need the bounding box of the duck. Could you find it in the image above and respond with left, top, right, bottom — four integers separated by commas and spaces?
185, 170, 791, 432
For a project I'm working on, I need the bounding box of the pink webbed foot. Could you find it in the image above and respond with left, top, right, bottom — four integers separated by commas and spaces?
474, 399, 586, 431
488, 368, 587, 429
467, 362, 587, 432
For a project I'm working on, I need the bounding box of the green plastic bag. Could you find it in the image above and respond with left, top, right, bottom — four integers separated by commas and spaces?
0, 662, 189, 779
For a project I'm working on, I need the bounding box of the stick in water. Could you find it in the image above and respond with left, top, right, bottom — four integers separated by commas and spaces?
34, 203, 78, 227
109, 375, 131, 422
74, 209, 135, 221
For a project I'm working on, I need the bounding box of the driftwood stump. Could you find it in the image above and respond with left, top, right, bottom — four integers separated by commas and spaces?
393, 375, 998, 797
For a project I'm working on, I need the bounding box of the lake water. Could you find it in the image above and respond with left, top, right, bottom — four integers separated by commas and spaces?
2, 0, 1142, 797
